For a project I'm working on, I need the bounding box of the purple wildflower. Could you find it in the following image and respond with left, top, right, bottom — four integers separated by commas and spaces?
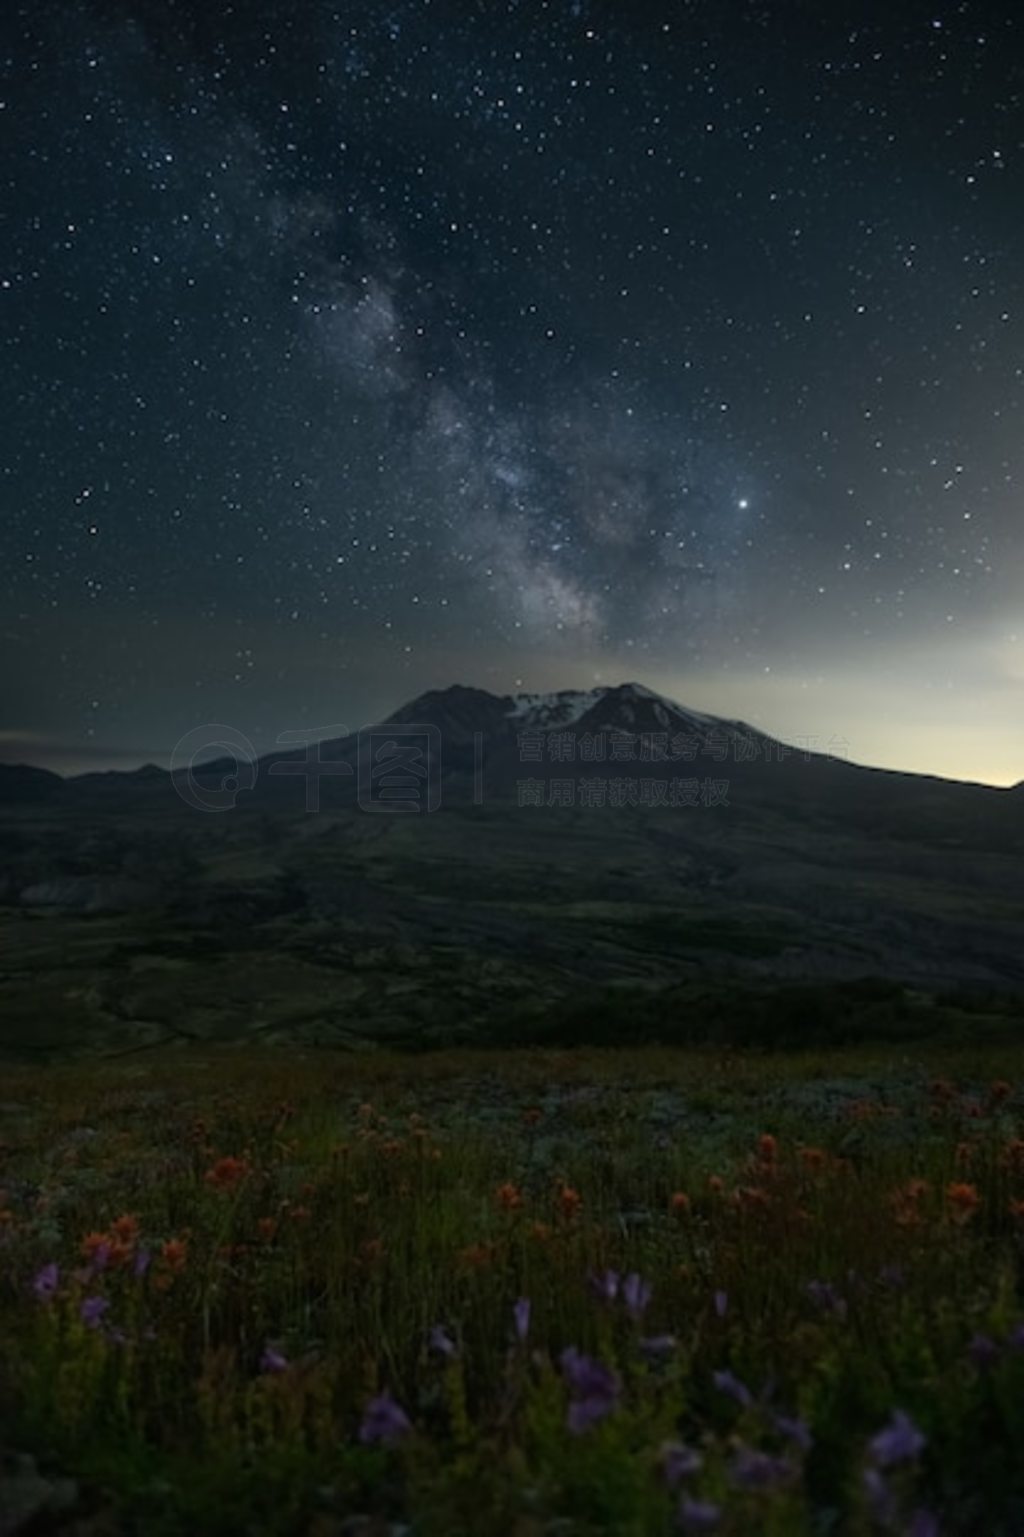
1008, 1321, 1024, 1351
513, 1296, 531, 1344
967, 1333, 999, 1371
133, 1247, 151, 1279
359, 1391, 412, 1446
660, 1440, 703, 1486
863, 1468, 897, 1525
677, 1496, 722, 1532
80, 1295, 109, 1329
623, 1271, 652, 1320
429, 1325, 457, 1359
561, 1346, 620, 1398
728, 1445, 793, 1491
589, 1268, 620, 1304
560, 1347, 621, 1434
32, 1262, 59, 1302
712, 1368, 753, 1408
713, 1289, 728, 1318
869, 1409, 926, 1468
88, 1241, 111, 1276
260, 1345, 289, 1374
774, 1412, 813, 1452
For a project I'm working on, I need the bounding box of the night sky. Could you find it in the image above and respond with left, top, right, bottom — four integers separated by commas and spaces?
3, 0, 1023, 782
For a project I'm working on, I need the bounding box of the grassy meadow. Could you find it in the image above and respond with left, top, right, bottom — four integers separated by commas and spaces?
2, 1045, 1024, 1534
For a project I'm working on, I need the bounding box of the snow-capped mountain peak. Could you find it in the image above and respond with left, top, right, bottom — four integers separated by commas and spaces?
504, 688, 608, 730
504, 682, 757, 738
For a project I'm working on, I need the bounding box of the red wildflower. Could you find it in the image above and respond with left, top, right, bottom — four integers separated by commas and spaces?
204, 1156, 250, 1192
160, 1237, 188, 1272
111, 1214, 139, 1246
81, 1230, 110, 1264
946, 1181, 981, 1224
557, 1185, 582, 1219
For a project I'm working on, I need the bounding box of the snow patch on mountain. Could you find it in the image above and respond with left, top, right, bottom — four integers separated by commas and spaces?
505, 689, 607, 729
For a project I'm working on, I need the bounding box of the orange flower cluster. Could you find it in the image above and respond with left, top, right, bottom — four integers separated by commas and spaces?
204, 1156, 251, 1192
496, 1181, 524, 1211
80, 1213, 140, 1270
557, 1184, 582, 1219
890, 1178, 929, 1228
669, 1191, 691, 1214
733, 1185, 771, 1211
946, 1181, 981, 1224
161, 1237, 188, 1270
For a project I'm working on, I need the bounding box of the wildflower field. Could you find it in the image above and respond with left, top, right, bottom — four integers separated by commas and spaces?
3, 1045, 1024, 1535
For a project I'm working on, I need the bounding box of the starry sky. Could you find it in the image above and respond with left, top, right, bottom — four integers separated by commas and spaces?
3, 0, 1023, 783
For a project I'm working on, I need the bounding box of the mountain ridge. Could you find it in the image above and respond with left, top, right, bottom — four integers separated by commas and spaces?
0, 681, 1017, 797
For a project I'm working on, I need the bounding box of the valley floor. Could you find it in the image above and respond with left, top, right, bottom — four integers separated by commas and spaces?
2, 1045, 1024, 1534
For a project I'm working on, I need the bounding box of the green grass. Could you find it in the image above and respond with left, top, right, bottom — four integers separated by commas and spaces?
2, 1045, 1024, 1534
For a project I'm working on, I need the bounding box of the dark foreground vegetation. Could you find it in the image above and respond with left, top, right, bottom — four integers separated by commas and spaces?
3, 1044, 1024, 1534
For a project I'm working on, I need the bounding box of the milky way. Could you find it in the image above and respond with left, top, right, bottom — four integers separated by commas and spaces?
2, 1, 1023, 780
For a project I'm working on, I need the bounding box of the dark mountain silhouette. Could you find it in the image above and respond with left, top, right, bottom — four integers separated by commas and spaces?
2, 683, 1024, 1053
0, 763, 66, 802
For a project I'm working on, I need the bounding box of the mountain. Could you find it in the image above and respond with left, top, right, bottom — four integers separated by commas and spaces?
384, 679, 766, 742
166, 680, 773, 808
2, 681, 1024, 1055
0, 683, 1015, 837
0, 763, 66, 803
